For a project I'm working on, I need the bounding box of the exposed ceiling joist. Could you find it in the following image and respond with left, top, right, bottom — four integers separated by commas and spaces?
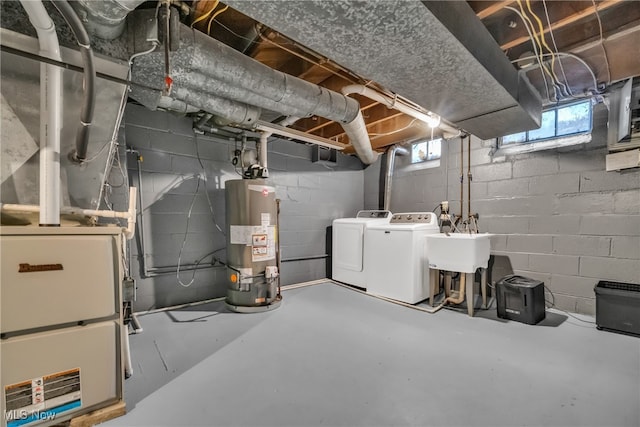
499, 0, 622, 50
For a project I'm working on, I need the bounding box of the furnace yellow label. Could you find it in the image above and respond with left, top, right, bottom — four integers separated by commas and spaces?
4, 368, 82, 427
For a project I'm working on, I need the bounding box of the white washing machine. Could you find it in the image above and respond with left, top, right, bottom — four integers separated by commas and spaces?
332, 210, 392, 288
365, 212, 440, 304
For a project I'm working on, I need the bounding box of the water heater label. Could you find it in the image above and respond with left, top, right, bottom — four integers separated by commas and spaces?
252, 226, 276, 262
4, 368, 82, 427
252, 234, 267, 246
261, 213, 271, 226
230, 226, 253, 245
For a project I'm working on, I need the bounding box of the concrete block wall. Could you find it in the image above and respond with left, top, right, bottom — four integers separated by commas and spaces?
121, 105, 364, 311
389, 104, 640, 315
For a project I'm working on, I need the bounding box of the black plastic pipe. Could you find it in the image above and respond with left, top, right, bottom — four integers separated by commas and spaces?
51, 0, 96, 162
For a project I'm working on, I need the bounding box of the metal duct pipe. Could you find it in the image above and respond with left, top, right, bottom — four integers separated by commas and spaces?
132, 24, 378, 164
157, 96, 200, 114
383, 144, 409, 211
185, 29, 358, 124
71, 0, 146, 40
20, 0, 62, 226
171, 87, 261, 125
51, 0, 96, 163
177, 73, 310, 122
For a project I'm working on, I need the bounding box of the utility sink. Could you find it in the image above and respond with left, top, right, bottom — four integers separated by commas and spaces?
425, 233, 491, 273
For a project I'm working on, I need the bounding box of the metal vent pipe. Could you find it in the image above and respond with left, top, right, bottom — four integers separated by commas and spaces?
131, 24, 379, 164
383, 145, 409, 211
70, 0, 146, 40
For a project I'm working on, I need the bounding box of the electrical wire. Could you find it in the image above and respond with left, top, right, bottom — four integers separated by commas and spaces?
191, 0, 219, 28
524, 0, 571, 98
505, 6, 552, 101
590, 0, 611, 86
194, 135, 224, 235
512, 52, 600, 94
513, 1, 556, 100
214, 19, 261, 43
544, 284, 597, 324
541, 0, 574, 97
207, 4, 228, 35
177, 176, 202, 287
175, 247, 226, 289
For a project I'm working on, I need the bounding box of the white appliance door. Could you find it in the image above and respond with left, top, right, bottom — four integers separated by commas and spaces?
333, 223, 365, 272
366, 229, 411, 300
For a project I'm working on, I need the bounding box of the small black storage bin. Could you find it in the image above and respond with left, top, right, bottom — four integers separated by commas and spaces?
496, 275, 546, 325
595, 281, 640, 337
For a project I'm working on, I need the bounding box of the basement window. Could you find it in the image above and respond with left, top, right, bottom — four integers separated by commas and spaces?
496, 100, 593, 155
411, 138, 442, 163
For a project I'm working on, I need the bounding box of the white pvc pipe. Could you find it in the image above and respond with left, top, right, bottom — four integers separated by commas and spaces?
259, 132, 269, 170
122, 324, 133, 378
0, 187, 138, 240
341, 85, 461, 139
258, 116, 300, 171
20, 0, 63, 226
124, 186, 137, 240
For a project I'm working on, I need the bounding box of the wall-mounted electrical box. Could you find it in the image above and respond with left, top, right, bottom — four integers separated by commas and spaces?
312, 145, 337, 164
607, 78, 640, 154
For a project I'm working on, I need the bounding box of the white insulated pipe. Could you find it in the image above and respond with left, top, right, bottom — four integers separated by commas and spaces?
20, 0, 63, 226
342, 110, 379, 165
258, 116, 300, 170
341, 85, 461, 139
0, 187, 138, 240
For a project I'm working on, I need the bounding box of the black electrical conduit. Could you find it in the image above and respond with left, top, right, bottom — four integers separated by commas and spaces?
0, 45, 161, 92
51, 0, 96, 162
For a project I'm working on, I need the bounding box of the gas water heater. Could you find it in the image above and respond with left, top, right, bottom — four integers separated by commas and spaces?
225, 179, 281, 312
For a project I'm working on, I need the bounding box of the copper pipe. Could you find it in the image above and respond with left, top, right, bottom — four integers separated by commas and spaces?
459, 136, 464, 221
275, 198, 282, 298
467, 135, 472, 222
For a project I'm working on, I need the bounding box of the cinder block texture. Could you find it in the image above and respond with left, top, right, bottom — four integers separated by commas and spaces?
610, 236, 640, 260
512, 155, 558, 178
580, 256, 640, 284
507, 234, 553, 253
614, 190, 640, 214
529, 254, 579, 276
529, 173, 580, 195
553, 235, 611, 257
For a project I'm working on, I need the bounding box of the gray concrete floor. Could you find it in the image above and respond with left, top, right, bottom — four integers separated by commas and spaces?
106, 281, 640, 427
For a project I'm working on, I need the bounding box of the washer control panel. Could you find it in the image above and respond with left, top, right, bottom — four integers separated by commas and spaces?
390, 212, 436, 224
356, 210, 392, 218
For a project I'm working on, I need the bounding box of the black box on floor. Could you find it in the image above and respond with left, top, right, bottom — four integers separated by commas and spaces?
496, 275, 546, 325
595, 281, 640, 337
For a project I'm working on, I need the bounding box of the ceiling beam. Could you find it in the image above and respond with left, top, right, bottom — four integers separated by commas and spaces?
476, 1, 516, 20
500, 0, 623, 51
342, 114, 430, 153
328, 111, 409, 144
